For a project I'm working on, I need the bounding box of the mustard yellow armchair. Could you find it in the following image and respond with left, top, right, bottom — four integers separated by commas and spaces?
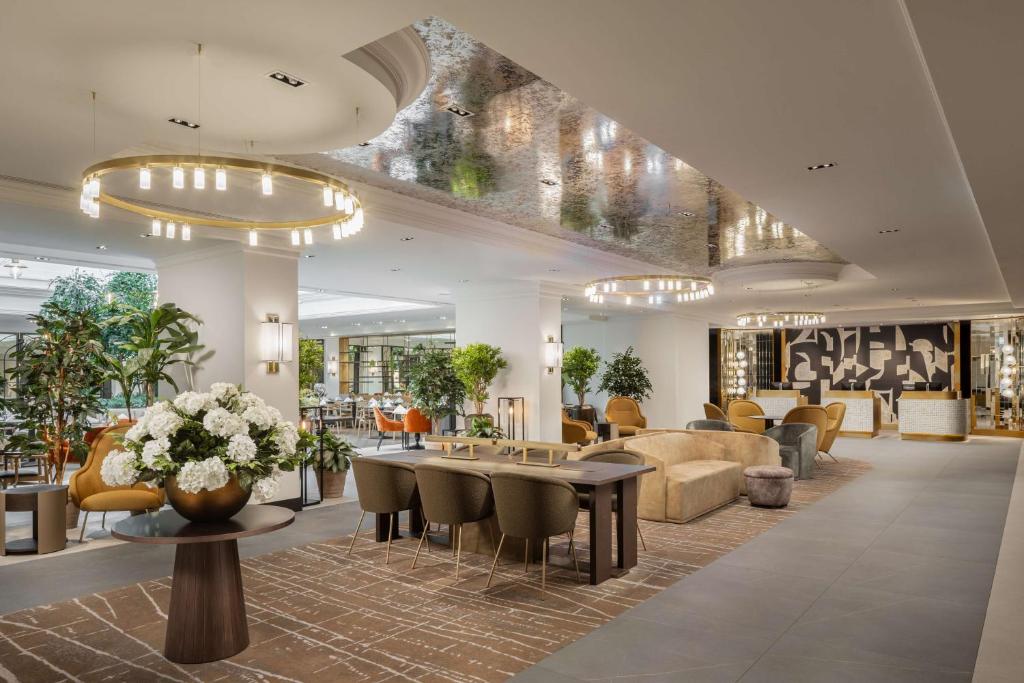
562, 410, 597, 445
605, 396, 647, 436
69, 424, 164, 542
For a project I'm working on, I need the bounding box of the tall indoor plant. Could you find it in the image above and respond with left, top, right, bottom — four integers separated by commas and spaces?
562, 346, 601, 407
1, 302, 106, 486
407, 348, 466, 435
598, 346, 653, 402
450, 343, 507, 418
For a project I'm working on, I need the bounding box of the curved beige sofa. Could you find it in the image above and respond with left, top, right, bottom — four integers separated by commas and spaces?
574, 429, 781, 523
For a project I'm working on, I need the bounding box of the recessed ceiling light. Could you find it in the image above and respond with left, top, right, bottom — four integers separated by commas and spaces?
268, 71, 306, 88
680, 211, 695, 217
34, 256, 48, 261
390, 267, 401, 272
458, 279, 470, 283
440, 316, 447, 320
400, 236, 414, 242
540, 179, 559, 186
807, 162, 837, 171
548, 268, 560, 272
446, 104, 475, 117
357, 141, 371, 147
303, 254, 315, 259
321, 325, 328, 329
878, 228, 901, 234
96, 245, 107, 250
168, 117, 200, 129
139, 233, 156, 239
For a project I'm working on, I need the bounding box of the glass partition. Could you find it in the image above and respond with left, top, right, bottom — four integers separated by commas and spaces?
333, 331, 455, 396
718, 328, 773, 406
971, 318, 1023, 432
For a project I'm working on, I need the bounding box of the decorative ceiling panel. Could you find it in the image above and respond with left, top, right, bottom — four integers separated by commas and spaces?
284, 17, 843, 273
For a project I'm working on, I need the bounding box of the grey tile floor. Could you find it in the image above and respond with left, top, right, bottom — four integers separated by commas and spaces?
512, 434, 1021, 682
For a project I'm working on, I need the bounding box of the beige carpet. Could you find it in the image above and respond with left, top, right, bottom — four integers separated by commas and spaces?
0, 459, 870, 682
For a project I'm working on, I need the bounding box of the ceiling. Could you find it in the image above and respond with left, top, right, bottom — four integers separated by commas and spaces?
0, 0, 1019, 332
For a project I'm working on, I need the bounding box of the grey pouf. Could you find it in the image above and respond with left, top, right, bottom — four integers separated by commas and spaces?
744, 466, 794, 508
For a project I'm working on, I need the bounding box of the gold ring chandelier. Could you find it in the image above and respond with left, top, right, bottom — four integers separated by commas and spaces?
736, 311, 826, 328
79, 155, 364, 247
584, 275, 714, 305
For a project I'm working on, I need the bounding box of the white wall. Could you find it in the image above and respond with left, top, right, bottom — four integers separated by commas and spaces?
456, 282, 562, 441
562, 313, 710, 428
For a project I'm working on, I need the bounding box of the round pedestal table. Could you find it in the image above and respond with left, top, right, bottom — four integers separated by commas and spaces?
112, 505, 294, 664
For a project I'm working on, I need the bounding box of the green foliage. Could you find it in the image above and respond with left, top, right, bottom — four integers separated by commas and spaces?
407, 348, 466, 426
464, 416, 505, 439
562, 346, 602, 407
48, 271, 105, 313
299, 339, 324, 392
107, 272, 157, 310
598, 346, 653, 402
450, 343, 507, 415
1, 302, 107, 483
318, 430, 358, 472
105, 303, 204, 405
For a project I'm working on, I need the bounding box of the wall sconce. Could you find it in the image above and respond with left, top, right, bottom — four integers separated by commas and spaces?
259, 314, 294, 374
328, 355, 338, 377
544, 335, 563, 375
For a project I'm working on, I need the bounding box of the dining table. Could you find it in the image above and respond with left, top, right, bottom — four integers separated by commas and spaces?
369, 450, 654, 585
748, 414, 787, 428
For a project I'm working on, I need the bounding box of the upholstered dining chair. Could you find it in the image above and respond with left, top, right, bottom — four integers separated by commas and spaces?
402, 408, 432, 450
411, 464, 495, 579
562, 410, 597, 446
727, 399, 766, 434
69, 424, 165, 543
349, 457, 420, 563
820, 402, 846, 462
703, 402, 728, 421
764, 423, 816, 479
373, 407, 405, 450
488, 471, 582, 597
685, 419, 734, 431
604, 397, 647, 436
578, 449, 648, 551
781, 405, 829, 453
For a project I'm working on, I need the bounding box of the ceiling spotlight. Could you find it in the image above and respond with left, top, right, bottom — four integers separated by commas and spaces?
446, 104, 475, 117
458, 279, 470, 283
390, 267, 401, 272
96, 245, 107, 250
303, 254, 316, 259
878, 228, 901, 234
540, 179, 559, 186
400, 236, 414, 242
34, 256, 49, 261
806, 162, 837, 171
321, 325, 328, 329
548, 268, 560, 272
680, 211, 695, 217
168, 117, 200, 129
268, 71, 306, 88
357, 141, 371, 147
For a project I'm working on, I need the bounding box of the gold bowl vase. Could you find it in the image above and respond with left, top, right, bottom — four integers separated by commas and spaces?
165, 474, 251, 523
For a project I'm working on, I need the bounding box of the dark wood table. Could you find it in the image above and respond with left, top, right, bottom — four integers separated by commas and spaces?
0, 484, 67, 555
112, 505, 294, 664
369, 451, 654, 585
595, 421, 619, 442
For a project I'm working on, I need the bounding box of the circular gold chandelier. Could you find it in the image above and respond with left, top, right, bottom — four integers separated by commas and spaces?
79, 154, 364, 247
583, 275, 714, 305
736, 311, 826, 328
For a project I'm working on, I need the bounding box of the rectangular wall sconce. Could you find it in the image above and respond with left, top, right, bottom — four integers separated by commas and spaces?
544, 335, 564, 375
259, 314, 294, 374
328, 355, 338, 377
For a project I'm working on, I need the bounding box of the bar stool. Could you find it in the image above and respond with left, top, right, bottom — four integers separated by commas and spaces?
411, 464, 495, 579
348, 458, 419, 564
488, 471, 581, 597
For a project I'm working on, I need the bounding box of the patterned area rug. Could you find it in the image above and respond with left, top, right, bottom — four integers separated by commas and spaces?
0, 459, 870, 682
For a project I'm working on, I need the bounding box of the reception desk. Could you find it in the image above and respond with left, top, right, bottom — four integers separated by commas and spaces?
898, 391, 970, 442
752, 390, 807, 417
823, 390, 881, 438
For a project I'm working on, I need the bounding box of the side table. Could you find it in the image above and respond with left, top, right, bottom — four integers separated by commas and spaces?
596, 421, 619, 442
0, 484, 68, 555
112, 505, 294, 664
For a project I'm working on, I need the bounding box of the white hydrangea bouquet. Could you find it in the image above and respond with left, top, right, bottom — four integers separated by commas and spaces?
101, 383, 312, 503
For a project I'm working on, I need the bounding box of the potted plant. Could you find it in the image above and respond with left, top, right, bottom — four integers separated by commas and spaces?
2, 302, 107, 527
463, 415, 505, 439
451, 343, 507, 423
315, 431, 358, 498
598, 346, 653, 403
100, 383, 313, 522
407, 348, 466, 441
562, 346, 602, 408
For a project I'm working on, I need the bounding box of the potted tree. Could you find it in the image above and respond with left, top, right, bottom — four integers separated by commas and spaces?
598, 346, 653, 403
451, 343, 507, 425
2, 302, 107, 527
407, 348, 466, 443
315, 431, 358, 498
562, 346, 602, 408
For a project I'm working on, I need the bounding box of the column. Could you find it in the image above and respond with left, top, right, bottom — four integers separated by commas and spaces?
455, 282, 562, 442
157, 243, 300, 502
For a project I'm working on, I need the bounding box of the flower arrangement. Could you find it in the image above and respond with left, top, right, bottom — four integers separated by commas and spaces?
101, 383, 311, 503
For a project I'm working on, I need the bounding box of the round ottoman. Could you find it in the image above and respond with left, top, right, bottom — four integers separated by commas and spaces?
744, 466, 794, 508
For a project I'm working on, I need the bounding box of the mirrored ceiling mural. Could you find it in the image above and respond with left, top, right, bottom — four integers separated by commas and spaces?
284, 17, 842, 274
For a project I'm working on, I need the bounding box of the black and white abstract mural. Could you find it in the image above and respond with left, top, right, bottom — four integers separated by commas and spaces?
785, 323, 955, 420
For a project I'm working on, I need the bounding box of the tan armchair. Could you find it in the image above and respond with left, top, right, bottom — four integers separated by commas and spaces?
727, 399, 765, 434
820, 402, 846, 461
605, 396, 647, 436
703, 402, 728, 421
562, 410, 597, 445
69, 424, 164, 542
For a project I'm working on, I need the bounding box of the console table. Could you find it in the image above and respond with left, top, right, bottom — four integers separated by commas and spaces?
112, 505, 294, 664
